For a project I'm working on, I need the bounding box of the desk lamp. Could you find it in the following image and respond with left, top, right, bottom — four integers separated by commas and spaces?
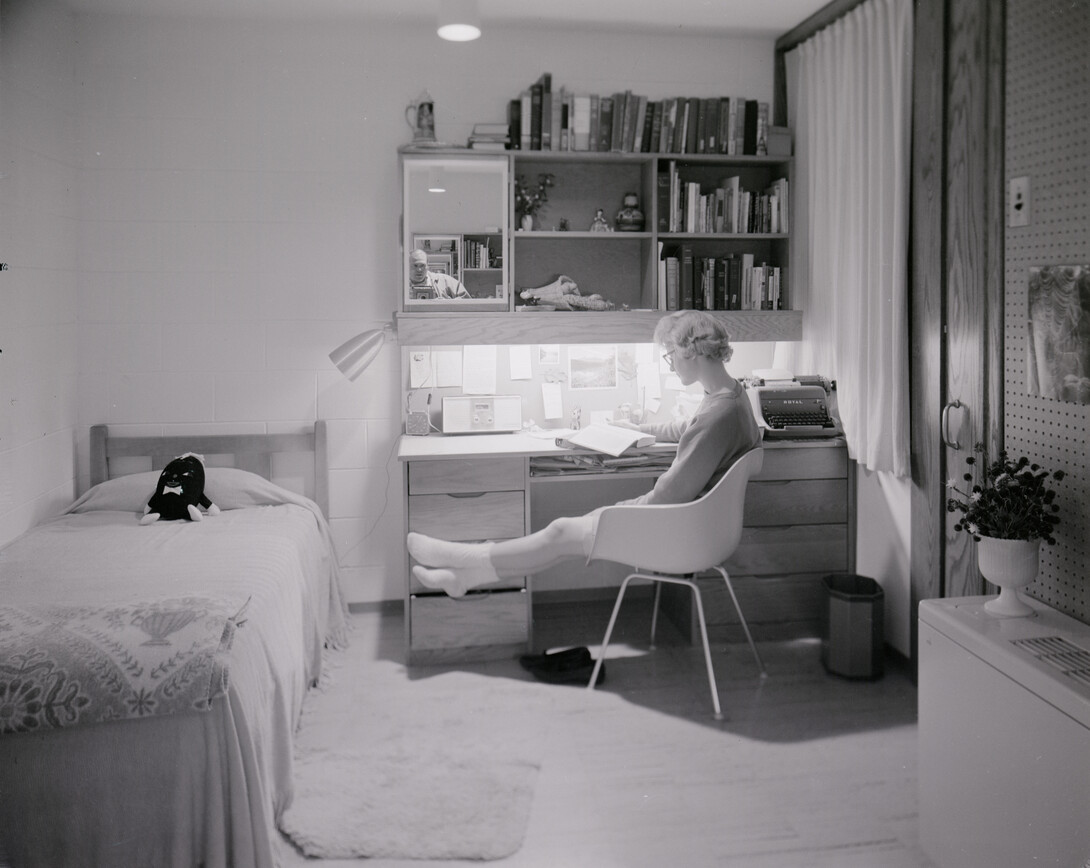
328, 324, 392, 381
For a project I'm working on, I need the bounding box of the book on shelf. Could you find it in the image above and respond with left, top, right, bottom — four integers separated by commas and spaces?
530, 81, 544, 150
520, 91, 532, 150
647, 101, 662, 153
686, 97, 700, 153
632, 95, 649, 152
680, 244, 694, 309
549, 86, 563, 151
556, 423, 656, 458
597, 96, 614, 151
756, 101, 770, 155
609, 91, 626, 153
657, 167, 672, 232
506, 103, 520, 150
695, 98, 708, 154
743, 98, 759, 155
659, 98, 676, 153
572, 94, 592, 151
588, 94, 600, 151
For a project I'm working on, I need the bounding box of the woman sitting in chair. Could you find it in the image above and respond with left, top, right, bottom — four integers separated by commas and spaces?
408, 309, 762, 598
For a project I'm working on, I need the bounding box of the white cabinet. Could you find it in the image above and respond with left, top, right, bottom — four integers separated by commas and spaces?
918, 596, 1090, 868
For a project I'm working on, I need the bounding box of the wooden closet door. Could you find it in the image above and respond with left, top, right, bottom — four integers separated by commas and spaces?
910, 0, 1005, 662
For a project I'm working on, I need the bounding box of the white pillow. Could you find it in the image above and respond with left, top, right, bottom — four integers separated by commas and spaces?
67, 467, 298, 514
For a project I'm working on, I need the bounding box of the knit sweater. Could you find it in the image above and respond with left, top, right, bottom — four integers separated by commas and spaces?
622, 384, 761, 506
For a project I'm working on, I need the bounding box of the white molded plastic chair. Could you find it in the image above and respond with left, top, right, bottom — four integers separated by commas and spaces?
585, 447, 766, 719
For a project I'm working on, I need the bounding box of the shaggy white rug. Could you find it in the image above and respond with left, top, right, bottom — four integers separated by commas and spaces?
278, 658, 550, 861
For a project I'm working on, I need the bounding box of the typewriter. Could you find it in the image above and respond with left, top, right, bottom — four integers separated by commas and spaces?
744, 371, 843, 440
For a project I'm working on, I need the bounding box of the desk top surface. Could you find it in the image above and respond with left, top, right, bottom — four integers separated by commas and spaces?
397, 431, 844, 460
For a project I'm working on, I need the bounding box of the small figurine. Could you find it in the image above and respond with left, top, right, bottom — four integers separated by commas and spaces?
615, 192, 645, 232
589, 209, 612, 232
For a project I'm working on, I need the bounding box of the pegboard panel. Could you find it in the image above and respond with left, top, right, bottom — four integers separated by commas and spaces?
1004, 0, 1089, 620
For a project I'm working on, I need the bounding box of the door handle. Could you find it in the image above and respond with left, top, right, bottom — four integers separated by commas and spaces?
941, 399, 962, 449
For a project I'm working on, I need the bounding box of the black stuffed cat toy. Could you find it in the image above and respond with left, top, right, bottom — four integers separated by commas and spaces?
140, 452, 220, 524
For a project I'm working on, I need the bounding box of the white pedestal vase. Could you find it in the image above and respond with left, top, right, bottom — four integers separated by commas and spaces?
978, 536, 1040, 617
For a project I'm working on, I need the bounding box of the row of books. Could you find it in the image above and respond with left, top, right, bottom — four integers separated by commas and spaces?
508, 74, 771, 156
462, 236, 501, 269
660, 165, 789, 235
659, 245, 784, 311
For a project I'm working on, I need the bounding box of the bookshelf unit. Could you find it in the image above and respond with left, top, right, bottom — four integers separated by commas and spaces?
397, 148, 799, 346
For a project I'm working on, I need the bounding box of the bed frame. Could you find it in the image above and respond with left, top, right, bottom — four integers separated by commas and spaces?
89, 421, 330, 517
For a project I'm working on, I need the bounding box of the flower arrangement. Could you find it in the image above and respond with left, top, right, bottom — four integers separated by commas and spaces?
946, 443, 1065, 543
514, 173, 554, 220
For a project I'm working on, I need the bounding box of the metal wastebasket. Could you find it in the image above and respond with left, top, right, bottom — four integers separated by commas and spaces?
821, 574, 884, 679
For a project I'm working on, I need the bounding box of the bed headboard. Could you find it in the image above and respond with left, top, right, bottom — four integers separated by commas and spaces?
89, 421, 330, 518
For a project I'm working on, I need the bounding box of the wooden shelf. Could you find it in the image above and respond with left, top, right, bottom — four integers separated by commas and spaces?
395, 309, 801, 346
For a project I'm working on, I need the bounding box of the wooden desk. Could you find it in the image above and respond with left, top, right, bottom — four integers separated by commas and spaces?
399, 433, 855, 664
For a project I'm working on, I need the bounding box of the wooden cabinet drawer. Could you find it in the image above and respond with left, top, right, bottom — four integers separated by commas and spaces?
725, 524, 848, 576
756, 444, 847, 481
410, 589, 528, 651
408, 491, 525, 540
743, 479, 847, 526
409, 458, 525, 494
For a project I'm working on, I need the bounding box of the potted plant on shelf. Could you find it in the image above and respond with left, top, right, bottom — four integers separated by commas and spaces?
946, 444, 1065, 617
514, 173, 554, 231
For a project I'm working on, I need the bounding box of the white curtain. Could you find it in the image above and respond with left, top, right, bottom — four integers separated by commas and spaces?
773, 0, 913, 476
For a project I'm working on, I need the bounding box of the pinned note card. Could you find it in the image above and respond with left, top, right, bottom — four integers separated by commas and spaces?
541, 382, 563, 420
409, 350, 433, 388
435, 349, 462, 388
462, 346, 497, 394
509, 345, 532, 380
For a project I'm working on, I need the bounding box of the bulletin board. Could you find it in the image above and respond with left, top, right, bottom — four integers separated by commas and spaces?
1004, 0, 1089, 619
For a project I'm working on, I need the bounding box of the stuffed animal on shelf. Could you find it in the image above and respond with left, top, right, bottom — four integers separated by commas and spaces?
140, 452, 221, 524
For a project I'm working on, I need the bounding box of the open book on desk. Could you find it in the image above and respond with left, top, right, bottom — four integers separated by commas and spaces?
555, 423, 656, 458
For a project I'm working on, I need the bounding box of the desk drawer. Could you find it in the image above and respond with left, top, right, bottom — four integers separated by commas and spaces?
410, 589, 528, 651
725, 524, 848, 576
743, 479, 847, 526
408, 491, 525, 540
757, 444, 847, 481
409, 458, 525, 495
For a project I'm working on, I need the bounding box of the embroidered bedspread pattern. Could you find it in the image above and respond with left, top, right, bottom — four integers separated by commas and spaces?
0, 595, 246, 734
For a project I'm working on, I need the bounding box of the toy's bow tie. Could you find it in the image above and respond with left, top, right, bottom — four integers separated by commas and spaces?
163, 485, 183, 496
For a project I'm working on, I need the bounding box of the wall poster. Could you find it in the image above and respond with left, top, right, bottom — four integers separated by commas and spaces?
1026, 265, 1090, 405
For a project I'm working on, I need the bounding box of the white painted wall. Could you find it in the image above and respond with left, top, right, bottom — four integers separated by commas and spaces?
0, 0, 80, 546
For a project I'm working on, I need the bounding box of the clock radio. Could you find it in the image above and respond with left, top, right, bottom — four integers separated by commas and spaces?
441, 395, 522, 434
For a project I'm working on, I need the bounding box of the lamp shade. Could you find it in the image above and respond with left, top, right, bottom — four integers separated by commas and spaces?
328, 329, 385, 381
437, 0, 481, 41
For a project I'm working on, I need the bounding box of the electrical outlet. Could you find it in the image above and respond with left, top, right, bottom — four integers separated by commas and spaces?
1009, 176, 1030, 227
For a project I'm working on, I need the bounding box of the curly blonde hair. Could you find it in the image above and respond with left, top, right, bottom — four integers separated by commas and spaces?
653, 310, 734, 363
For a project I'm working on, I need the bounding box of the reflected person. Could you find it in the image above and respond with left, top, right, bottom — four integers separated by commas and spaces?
408, 248, 471, 300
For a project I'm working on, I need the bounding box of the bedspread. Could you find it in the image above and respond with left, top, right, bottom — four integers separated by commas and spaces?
0, 594, 245, 733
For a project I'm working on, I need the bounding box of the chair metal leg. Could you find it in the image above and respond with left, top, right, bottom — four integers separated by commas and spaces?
649, 581, 663, 650
587, 574, 635, 691
713, 565, 766, 678
687, 580, 724, 720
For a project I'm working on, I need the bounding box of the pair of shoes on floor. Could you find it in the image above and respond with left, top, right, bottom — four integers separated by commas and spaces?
519, 646, 605, 686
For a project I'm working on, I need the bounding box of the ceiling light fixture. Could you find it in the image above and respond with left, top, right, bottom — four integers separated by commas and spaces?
437, 0, 481, 42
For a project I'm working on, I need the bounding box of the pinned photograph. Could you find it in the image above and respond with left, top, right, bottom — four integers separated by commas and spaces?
568, 345, 618, 390
1026, 265, 1090, 405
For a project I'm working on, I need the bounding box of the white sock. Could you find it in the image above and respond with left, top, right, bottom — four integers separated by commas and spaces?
407, 532, 494, 569
412, 564, 499, 598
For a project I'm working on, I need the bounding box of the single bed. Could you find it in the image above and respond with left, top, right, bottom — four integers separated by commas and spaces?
0, 422, 347, 868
